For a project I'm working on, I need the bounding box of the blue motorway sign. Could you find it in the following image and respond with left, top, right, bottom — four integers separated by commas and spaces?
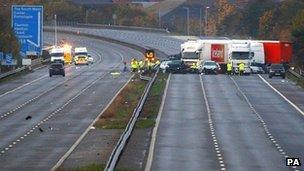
6, 54, 13, 65
11, 5, 43, 57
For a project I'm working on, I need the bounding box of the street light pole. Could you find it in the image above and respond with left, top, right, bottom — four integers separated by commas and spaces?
183, 7, 190, 36
54, 14, 57, 46
200, 7, 202, 37
205, 6, 210, 36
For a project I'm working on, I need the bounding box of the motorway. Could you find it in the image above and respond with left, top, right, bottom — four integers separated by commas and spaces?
0, 32, 142, 170
0, 26, 303, 171
59, 27, 303, 171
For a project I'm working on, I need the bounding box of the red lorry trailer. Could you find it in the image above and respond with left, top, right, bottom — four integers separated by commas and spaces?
260, 41, 292, 64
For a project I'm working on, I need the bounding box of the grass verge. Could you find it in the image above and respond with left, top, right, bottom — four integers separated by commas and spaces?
135, 73, 168, 129
287, 72, 304, 88
94, 75, 147, 129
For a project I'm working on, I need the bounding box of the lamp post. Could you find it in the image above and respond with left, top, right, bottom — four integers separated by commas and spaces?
199, 6, 202, 37
205, 6, 210, 36
54, 14, 57, 46
183, 7, 190, 36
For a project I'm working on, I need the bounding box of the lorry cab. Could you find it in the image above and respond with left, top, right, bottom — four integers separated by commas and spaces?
230, 40, 252, 74
50, 47, 64, 64
181, 40, 203, 68
74, 47, 89, 65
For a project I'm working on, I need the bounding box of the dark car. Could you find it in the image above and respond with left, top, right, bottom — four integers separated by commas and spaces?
166, 60, 186, 73
49, 63, 65, 77
269, 64, 286, 79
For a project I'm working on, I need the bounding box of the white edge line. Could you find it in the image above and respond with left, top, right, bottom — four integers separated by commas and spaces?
50, 74, 134, 171
144, 74, 171, 171
258, 74, 304, 116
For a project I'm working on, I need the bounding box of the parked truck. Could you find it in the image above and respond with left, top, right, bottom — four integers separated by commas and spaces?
180, 40, 204, 67
258, 41, 292, 65
181, 39, 230, 72
229, 40, 264, 74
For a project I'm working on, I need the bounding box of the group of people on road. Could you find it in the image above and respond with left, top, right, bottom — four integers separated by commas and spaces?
130, 58, 160, 73
227, 61, 245, 75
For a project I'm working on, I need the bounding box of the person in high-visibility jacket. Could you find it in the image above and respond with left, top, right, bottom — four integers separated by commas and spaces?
131, 58, 138, 72
147, 60, 153, 71
227, 61, 232, 75
238, 62, 245, 76
190, 62, 198, 69
138, 60, 144, 72
190, 62, 198, 73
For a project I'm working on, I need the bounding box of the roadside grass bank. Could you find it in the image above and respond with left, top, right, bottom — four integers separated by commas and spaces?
94, 75, 147, 129
115, 72, 169, 170
135, 72, 168, 129
287, 72, 304, 88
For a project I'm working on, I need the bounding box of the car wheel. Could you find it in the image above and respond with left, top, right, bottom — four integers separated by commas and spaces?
49, 74, 52, 77
269, 75, 272, 78
282, 75, 285, 79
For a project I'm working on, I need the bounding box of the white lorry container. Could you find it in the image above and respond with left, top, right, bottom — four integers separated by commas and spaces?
50, 47, 64, 63
197, 39, 230, 65
250, 41, 265, 65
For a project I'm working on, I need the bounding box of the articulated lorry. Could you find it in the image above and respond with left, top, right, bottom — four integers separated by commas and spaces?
180, 40, 204, 67
180, 39, 292, 73
181, 39, 230, 71
229, 40, 264, 74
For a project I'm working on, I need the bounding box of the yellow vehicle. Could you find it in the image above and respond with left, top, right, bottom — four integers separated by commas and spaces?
74, 47, 89, 65
63, 44, 72, 64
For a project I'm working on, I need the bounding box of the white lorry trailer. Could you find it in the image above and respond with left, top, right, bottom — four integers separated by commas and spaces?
181, 39, 230, 72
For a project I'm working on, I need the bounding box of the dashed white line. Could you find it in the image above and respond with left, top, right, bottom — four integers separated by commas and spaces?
200, 75, 226, 170
230, 76, 296, 170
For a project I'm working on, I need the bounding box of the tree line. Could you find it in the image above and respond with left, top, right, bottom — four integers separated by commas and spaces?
211, 0, 304, 66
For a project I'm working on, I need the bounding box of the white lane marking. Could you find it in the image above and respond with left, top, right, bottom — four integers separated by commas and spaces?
0, 49, 102, 120
258, 74, 304, 116
0, 49, 105, 155
230, 76, 292, 166
144, 74, 171, 171
200, 75, 226, 170
50, 49, 126, 171
0, 75, 47, 98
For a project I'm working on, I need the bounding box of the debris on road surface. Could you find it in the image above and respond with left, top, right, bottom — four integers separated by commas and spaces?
25, 116, 32, 120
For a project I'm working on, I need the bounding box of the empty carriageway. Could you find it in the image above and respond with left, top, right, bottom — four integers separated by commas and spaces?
146, 74, 297, 171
